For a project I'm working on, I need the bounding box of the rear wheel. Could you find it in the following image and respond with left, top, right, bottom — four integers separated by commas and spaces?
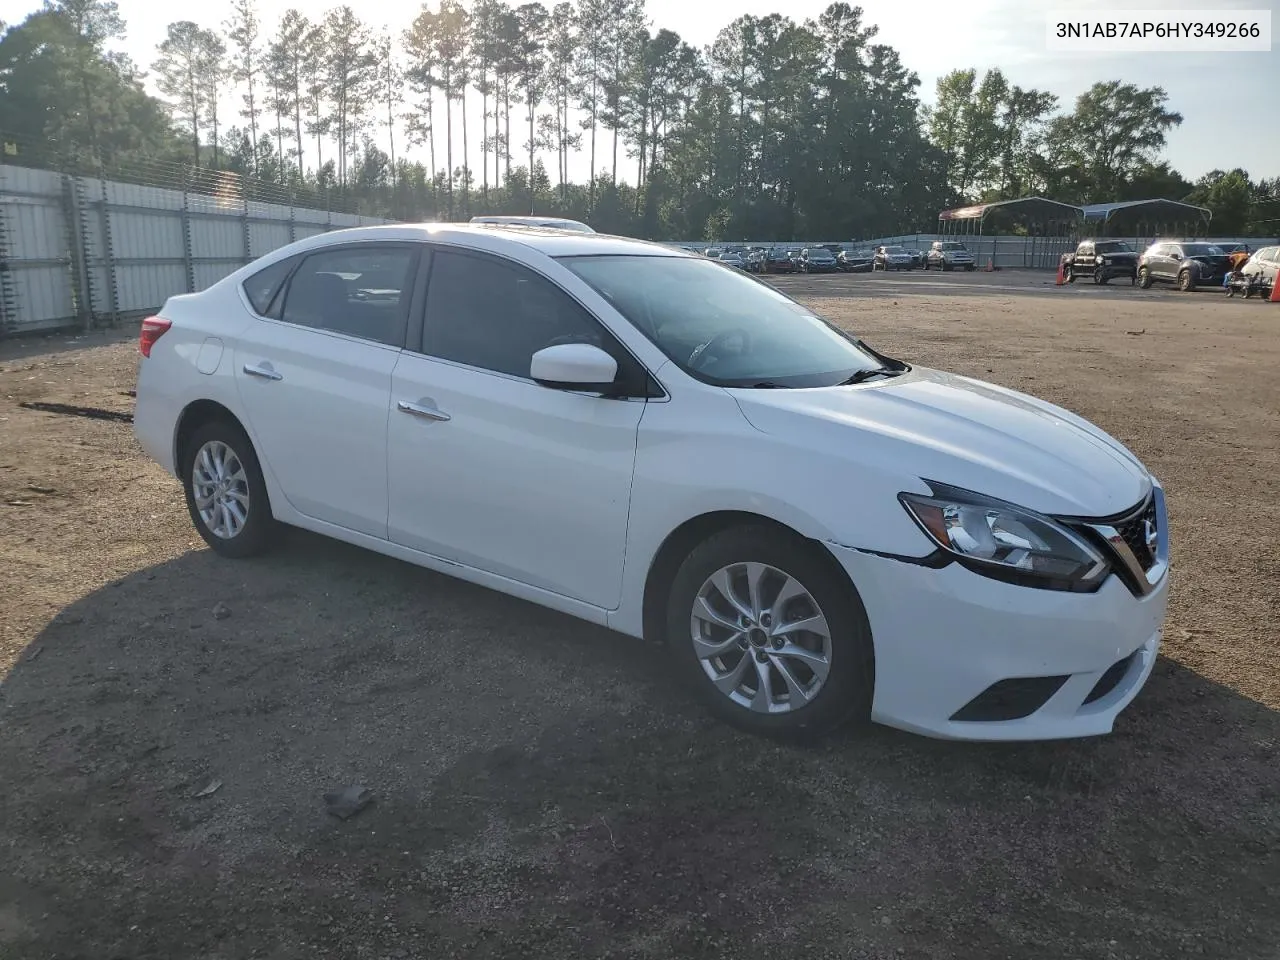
1178, 269, 1195, 292
665, 525, 874, 738
1138, 266, 1153, 289
182, 419, 276, 558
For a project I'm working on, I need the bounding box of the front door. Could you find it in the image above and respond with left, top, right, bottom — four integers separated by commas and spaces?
387, 248, 647, 609
234, 243, 419, 538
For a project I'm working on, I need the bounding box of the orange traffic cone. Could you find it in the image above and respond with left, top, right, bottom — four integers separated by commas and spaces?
1055, 260, 1066, 286
984, 258, 994, 272
1270, 274, 1280, 302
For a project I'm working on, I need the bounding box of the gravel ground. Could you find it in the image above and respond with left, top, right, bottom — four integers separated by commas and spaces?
1, 269, 1277, 959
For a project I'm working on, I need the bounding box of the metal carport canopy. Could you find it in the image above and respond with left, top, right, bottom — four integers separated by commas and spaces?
938, 197, 1085, 222
1080, 199, 1213, 224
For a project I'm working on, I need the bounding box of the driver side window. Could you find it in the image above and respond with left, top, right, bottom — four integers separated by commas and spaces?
421, 249, 616, 379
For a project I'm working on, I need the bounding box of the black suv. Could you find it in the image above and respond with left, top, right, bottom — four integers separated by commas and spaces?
1062, 240, 1138, 285
1137, 241, 1232, 291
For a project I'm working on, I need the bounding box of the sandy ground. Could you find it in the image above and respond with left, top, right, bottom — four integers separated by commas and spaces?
1, 269, 1277, 959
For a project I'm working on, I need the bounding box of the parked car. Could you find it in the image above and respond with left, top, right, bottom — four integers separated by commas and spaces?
717, 251, 747, 270
924, 241, 976, 272
1137, 241, 1231, 291
765, 247, 796, 273
1062, 240, 1138, 285
744, 247, 768, 273
470, 215, 594, 234
837, 247, 875, 273
135, 223, 1169, 742
873, 245, 917, 271
799, 247, 839, 273
1213, 242, 1253, 273
1235, 245, 1279, 296
703, 247, 723, 259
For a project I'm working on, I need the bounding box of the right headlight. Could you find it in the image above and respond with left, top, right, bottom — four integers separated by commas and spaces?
899, 482, 1110, 591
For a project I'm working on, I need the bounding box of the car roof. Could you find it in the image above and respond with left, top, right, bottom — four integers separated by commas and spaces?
245, 222, 685, 263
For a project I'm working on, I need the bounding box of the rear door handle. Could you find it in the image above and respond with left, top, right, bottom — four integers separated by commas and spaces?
243, 362, 283, 381
398, 399, 451, 422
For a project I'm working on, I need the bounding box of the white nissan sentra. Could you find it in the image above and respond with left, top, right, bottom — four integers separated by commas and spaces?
133, 224, 1170, 741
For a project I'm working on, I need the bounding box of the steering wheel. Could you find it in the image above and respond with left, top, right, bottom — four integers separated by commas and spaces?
688, 329, 751, 371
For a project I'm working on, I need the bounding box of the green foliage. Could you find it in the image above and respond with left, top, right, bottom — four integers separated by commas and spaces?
0, 0, 1270, 239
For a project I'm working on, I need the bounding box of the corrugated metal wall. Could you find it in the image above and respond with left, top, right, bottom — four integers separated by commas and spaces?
0, 164, 395, 337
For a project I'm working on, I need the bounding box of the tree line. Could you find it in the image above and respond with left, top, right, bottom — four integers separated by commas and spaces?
1, 0, 1276, 238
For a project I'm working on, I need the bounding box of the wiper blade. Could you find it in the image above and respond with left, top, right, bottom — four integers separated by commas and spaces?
839, 367, 902, 385
748, 381, 786, 389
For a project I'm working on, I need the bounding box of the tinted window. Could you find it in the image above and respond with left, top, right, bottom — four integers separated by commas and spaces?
280, 246, 415, 346
1094, 241, 1132, 253
561, 254, 888, 389
243, 257, 297, 316
1183, 244, 1222, 256
422, 251, 613, 379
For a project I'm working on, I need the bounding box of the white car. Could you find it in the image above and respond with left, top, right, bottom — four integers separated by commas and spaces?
134, 224, 1169, 741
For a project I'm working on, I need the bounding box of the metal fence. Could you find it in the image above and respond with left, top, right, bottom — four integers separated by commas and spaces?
0, 164, 394, 337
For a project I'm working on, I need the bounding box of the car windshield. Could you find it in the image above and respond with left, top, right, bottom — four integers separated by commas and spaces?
1184, 243, 1224, 256
560, 255, 890, 388
808, 249, 833, 257
941, 243, 966, 251
1094, 241, 1133, 253
884, 246, 907, 254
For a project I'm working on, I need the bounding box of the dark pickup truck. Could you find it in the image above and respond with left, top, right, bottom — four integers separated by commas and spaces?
1062, 240, 1139, 285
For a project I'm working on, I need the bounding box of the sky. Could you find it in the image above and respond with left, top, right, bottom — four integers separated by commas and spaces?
3, 0, 1278, 188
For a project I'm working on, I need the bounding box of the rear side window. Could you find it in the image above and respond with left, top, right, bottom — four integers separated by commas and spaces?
280, 246, 417, 347
243, 257, 298, 317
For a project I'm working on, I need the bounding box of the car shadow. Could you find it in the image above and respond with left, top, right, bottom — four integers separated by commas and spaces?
1, 531, 1277, 959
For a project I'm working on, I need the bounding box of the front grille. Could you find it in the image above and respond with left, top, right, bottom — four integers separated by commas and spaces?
1114, 498, 1158, 571
1083, 651, 1138, 705
950, 675, 1070, 722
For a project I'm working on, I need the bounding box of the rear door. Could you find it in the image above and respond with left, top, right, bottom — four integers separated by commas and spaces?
234, 243, 420, 538
386, 247, 650, 609
1155, 244, 1182, 281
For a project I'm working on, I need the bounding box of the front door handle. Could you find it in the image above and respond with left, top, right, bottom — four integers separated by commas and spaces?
397, 399, 451, 422
243, 362, 283, 381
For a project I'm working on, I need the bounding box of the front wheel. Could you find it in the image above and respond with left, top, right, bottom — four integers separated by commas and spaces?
1178, 269, 1195, 292
1138, 266, 1153, 289
1094, 267, 1109, 285
666, 525, 874, 738
182, 419, 276, 558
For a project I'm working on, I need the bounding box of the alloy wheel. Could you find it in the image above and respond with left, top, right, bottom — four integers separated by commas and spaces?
690, 562, 833, 714
192, 440, 250, 539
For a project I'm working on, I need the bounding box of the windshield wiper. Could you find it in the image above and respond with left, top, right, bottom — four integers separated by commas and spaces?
839, 366, 903, 385
748, 381, 786, 389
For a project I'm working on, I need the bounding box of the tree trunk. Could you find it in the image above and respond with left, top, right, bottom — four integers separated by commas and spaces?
461, 89, 469, 212
588, 76, 598, 207
481, 70, 489, 200
444, 70, 454, 217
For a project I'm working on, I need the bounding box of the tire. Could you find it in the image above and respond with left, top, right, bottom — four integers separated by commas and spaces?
1094, 267, 1108, 285
965, 264, 975, 272
665, 524, 874, 738
1138, 266, 1153, 289
1178, 269, 1195, 292
182, 419, 276, 558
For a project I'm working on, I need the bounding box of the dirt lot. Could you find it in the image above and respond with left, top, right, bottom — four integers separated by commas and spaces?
1, 270, 1277, 959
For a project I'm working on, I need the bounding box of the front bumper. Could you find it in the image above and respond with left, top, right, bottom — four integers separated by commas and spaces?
826, 536, 1169, 742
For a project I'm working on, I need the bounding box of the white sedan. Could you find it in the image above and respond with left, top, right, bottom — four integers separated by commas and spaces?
134, 224, 1169, 741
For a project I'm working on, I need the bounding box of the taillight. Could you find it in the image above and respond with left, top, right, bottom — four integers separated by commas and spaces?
139, 316, 171, 358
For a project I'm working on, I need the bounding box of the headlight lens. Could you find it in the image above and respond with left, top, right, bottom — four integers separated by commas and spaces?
899, 483, 1109, 590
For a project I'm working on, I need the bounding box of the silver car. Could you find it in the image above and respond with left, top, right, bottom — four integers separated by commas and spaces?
926, 241, 976, 272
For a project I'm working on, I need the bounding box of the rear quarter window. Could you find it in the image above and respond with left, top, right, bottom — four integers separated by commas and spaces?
242, 257, 298, 317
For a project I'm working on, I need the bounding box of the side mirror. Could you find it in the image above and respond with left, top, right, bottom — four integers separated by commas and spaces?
530, 343, 619, 392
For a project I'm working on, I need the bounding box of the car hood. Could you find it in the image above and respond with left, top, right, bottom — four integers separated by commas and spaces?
731, 367, 1151, 518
